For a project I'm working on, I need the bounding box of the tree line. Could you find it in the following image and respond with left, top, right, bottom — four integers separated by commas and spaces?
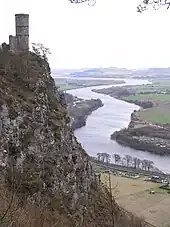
95, 152, 155, 172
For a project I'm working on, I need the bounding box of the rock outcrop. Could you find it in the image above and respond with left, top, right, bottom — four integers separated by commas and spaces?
0, 46, 148, 227
0, 50, 96, 211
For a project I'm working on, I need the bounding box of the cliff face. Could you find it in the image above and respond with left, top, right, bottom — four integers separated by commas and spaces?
0, 48, 147, 227
0, 51, 95, 211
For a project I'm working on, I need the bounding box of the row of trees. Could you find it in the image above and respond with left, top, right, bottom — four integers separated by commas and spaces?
96, 152, 155, 172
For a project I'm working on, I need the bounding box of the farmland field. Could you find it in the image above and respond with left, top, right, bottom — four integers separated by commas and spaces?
122, 92, 170, 124
138, 106, 170, 124
101, 173, 170, 227
123, 94, 170, 102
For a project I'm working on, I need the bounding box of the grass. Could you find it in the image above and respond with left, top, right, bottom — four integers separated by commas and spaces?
122, 91, 170, 124
101, 174, 159, 198
101, 173, 170, 227
57, 83, 81, 91
54, 78, 125, 91
123, 94, 170, 102
146, 187, 169, 194
139, 106, 170, 124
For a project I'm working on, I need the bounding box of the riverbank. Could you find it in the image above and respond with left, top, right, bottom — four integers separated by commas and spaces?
93, 81, 170, 156
91, 158, 170, 179
111, 111, 170, 155
65, 93, 104, 130
54, 77, 125, 91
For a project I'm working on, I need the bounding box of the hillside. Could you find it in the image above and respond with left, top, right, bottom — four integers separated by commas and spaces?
0, 44, 148, 226
69, 67, 170, 79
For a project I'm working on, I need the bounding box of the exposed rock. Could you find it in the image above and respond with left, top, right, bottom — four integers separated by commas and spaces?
0, 52, 97, 211
0, 49, 149, 227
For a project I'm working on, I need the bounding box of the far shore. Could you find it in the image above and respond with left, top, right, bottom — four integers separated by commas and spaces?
93, 82, 170, 156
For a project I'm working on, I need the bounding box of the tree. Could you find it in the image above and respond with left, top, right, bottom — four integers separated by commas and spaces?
142, 159, 149, 171
147, 160, 154, 171
97, 153, 101, 161
105, 153, 111, 164
69, 0, 170, 11
69, 0, 96, 6
121, 157, 127, 166
113, 154, 121, 164
137, 0, 170, 12
32, 43, 51, 61
133, 157, 142, 169
133, 157, 138, 169
97, 153, 111, 164
136, 158, 142, 169
141, 159, 154, 171
125, 155, 132, 167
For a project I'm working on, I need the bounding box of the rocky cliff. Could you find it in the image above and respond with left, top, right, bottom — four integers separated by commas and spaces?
0, 46, 147, 227
0, 48, 96, 208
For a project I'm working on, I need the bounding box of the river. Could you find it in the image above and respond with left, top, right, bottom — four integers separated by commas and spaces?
68, 78, 170, 173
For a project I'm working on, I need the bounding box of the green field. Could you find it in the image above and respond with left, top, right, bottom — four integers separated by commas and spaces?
122, 91, 170, 124
54, 78, 124, 91
139, 106, 170, 124
57, 83, 82, 91
123, 94, 170, 102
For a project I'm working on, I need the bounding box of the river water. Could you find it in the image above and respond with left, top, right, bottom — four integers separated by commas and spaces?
68, 78, 170, 173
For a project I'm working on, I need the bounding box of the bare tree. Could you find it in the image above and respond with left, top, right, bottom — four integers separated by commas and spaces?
100, 153, 105, 163
69, 0, 170, 11
137, 0, 170, 12
121, 157, 127, 166
32, 43, 51, 61
133, 157, 138, 169
105, 153, 111, 164
133, 157, 142, 169
97, 153, 105, 162
142, 159, 148, 171
113, 154, 121, 164
136, 158, 142, 169
69, 0, 96, 6
125, 155, 132, 167
97, 153, 101, 161
147, 160, 154, 171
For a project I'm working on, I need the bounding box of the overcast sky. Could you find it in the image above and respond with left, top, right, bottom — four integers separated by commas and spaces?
1, 0, 170, 69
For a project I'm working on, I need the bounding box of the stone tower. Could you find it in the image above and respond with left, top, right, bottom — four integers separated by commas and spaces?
15, 14, 29, 53
9, 14, 29, 53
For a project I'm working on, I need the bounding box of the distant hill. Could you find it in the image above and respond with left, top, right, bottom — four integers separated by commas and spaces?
52, 68, 90, 77
52, 67, 170, 79
71, 67, 132, 78
132, 68, 170, 79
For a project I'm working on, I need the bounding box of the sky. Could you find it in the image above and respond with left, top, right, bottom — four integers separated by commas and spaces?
1, 0, 170, 69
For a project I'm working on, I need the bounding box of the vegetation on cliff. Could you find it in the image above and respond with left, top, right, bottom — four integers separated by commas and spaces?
0, 44, 148, 226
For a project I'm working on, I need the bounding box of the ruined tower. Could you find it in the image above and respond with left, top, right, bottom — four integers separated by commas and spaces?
15, 14, 29, 53
9, 14, 29, 53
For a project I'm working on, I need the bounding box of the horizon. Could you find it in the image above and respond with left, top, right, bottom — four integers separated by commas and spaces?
1, 0, 170, 69
52, 66, 170, 71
